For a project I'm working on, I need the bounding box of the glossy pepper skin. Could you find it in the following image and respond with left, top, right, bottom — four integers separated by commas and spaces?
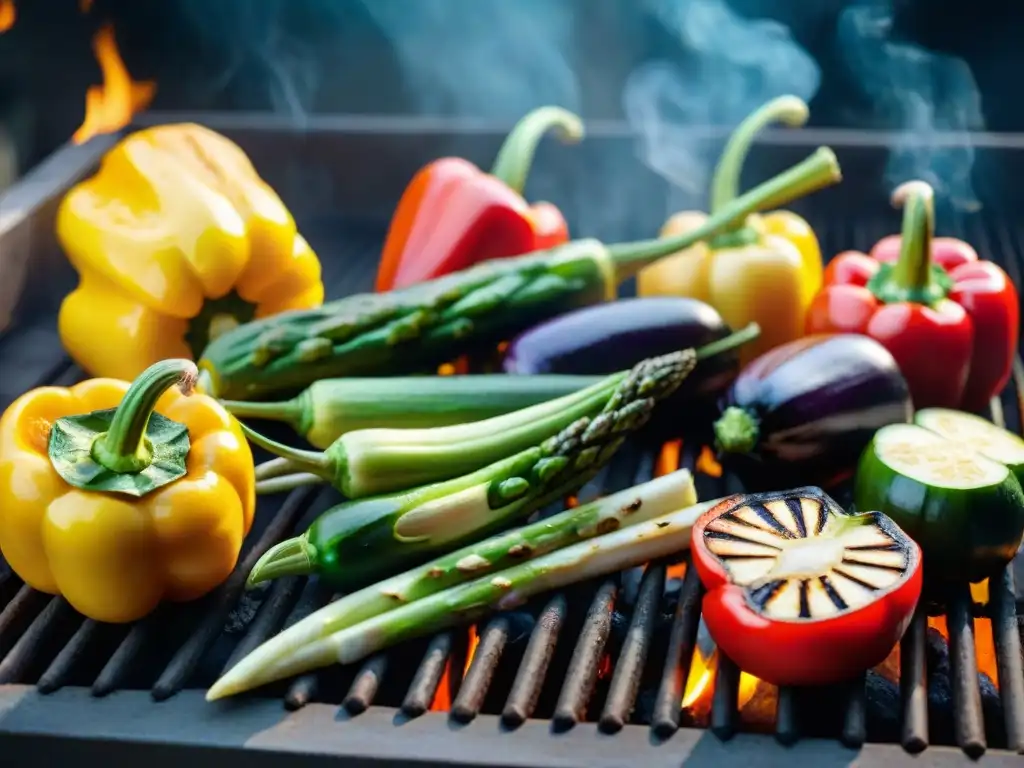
375, 106, 584, 291
806, 180, 1019, 412
0, 360, 255, 623
637, 96, 823, 366
57, 123, 325, 382
691, 487, 922, 687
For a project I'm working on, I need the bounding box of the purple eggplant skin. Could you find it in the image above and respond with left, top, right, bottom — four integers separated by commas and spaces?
713, 333, 913, 490
502, 297, 740, 406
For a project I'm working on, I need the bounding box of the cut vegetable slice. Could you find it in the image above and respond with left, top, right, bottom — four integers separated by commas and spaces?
692, 486, 922, 687
914, 407, 1024, 484
854, 423, 1024, 583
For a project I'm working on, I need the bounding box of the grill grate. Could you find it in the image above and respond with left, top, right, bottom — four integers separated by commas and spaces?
1, 213, 1023, 761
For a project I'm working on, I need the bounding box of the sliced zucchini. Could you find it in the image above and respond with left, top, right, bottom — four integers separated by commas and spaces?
915, 407, 1024, 484
854, 423, 1024, 583
702, 490, 917, 620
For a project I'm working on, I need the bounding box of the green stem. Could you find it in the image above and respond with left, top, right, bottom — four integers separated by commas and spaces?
714, 406, 761, 454
709, 96, 810, 213
890, 181, 936, 295
607, 147, 841, 280
247, 536, 318, 587
695, 323, 760, 361
256, 473, 326, 496
238, 421, 331, 480
255, 457, 300, 481
490, 106, 584, 194
91, 359, 198, 474
220, 398, 301, 429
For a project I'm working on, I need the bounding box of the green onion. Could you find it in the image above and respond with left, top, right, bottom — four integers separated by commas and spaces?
206, 469, 708, 700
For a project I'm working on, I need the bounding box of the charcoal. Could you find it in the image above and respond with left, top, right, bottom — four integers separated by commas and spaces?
864, 670, 901, 743
924, 627, 1006, 748
223, 585, 268, 635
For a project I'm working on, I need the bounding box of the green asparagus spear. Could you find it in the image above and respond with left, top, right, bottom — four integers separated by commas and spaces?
241, 325, 758, 498
244, 348, 696, 591
206, 469, 704, 700
197, 149, 841, 400
208, 482, 719, 699
220, 374, 605, 449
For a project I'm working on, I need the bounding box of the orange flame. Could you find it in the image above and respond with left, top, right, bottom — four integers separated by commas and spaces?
79, 0, 94, 12
429, 626, 484, 712
73, 24, 156, 144
682, 644, 759, 713
0, 0, 14, 33
695, 445, 722, 477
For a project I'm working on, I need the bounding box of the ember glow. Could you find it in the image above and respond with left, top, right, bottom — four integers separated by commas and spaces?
73, 24, 156, 144
0, 0, 14, 33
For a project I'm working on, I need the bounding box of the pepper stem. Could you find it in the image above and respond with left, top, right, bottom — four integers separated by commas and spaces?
220, 398, 300, 427
247, 535, 318, 589
709, 96, 810, 214
713, 406, 761, 454
695, 323, 761, 361
607, 147, 841, 281
892, 181, 936, 295
91, 359, 198, 474
238, 422, 332, 480
490, 106, 584, 194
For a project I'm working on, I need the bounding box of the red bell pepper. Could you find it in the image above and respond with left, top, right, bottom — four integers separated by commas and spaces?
691, 486, 922, 687
805, 180, 1019, 411
375, 107, 584, 292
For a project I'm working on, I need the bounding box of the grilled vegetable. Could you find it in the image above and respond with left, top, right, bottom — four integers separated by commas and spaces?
376, 107, 583, 291
243, 325, 757, 497
221, 374, 604, 449
806, 180, 1020, 411
57, 123, 325, 381
692, 487, 922, 687
0, 360, 255, 623
854, 423, 1024, 583
712, 334, 913, 489
636, 96, 824, 366
502, 297, 738, 403
207, 469, 704, 700
245, 349, 695, 590
914, 407, 1024, 485
210, 479, 716, 698
196, 149, 842, 400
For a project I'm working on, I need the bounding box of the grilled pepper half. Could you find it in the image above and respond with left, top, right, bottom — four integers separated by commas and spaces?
692, 486, 922, 687
376, 106, 584, 291
57, 123, 325, 382
636, 96, 823, 365
806, 180, 1019, 411
854, 423, 1024, 584
0, 359, 255, 623
198, 148, 842, 400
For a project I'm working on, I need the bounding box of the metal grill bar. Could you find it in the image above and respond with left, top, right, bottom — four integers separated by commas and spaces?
1, 213, 1023, 762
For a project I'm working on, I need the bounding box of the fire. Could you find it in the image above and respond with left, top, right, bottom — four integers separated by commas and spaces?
927, 613, 1000, 687
79, 0, 93, 12
73, 24, 156, 144
681, 629, 760, 716
0, 0, 14, 33
695, 445, 722, 477
429, 625, 483, 712
655, 440, 682, 478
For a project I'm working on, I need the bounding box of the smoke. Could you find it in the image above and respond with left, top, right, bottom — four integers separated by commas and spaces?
837, 1, 984, 210
179, 0, 318, 120
623, 0, 821, 206
355, 0, 580, 118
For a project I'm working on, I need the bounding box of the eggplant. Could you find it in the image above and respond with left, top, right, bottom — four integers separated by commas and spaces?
502, 297, 740, 405
713, 334, 913, 489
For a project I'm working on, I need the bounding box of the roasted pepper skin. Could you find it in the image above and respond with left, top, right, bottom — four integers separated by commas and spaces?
56, 123, 325, 382
692, 488, 922, 687
375, 107, 583, 291
637, 97, 823, 366
0, 361, 255, 623
806, 181, 1018, 411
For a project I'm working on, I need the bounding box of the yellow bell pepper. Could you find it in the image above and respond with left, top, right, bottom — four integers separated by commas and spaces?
0, 359, 255, 624
637, 96, 824, 365
56, 123, 325, 382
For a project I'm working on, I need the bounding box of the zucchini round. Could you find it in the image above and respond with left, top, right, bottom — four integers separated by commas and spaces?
914, 407, 1024, 487
854, 423, 1024, 583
